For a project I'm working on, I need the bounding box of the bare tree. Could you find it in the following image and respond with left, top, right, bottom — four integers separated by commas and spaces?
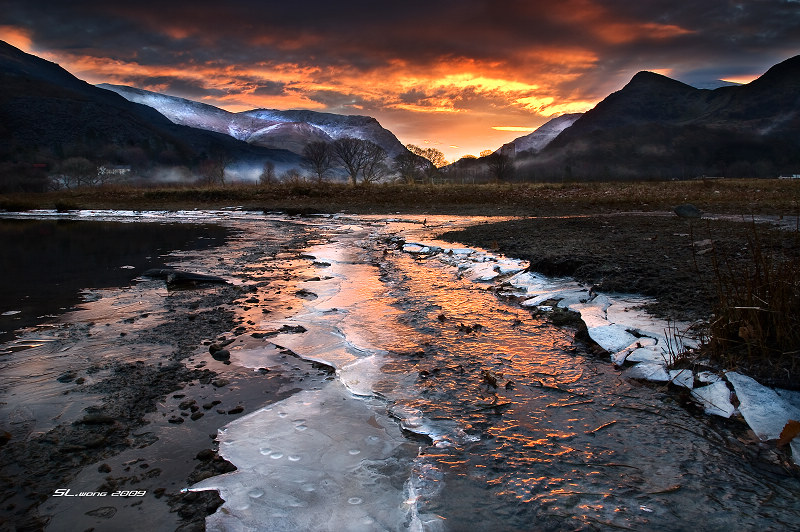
487, 152, 514, 182
57, 157, 96, 188
407, 144, 447, 168
301, 141, 333, 183
198, 157, 227, 185
393, 151, 423, 183
259, 161, 276, 185
360, 141, 388, 183
331, 137, 366, 184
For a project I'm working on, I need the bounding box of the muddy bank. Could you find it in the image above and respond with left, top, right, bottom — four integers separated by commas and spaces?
0, 217, 331, 531
440, 213, 800, 323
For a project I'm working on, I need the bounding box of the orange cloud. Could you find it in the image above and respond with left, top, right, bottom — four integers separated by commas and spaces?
0, 25, 33, 52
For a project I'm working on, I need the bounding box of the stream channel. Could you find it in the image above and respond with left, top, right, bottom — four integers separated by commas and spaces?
1, 210, 799, 531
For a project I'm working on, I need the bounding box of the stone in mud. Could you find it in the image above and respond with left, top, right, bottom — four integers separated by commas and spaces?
77, 414, 116, 425
227, 406, 244, 415
57, 371, 77, 383
673, 204, 702, 218
191, 412, 205, 421
196, 449, 215, 461
211, 349, 230, 361
212, 378, 229, 388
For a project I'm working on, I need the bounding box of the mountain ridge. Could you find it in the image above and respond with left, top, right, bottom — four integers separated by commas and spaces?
524, 55, 800, 180
100, 84, 407, 158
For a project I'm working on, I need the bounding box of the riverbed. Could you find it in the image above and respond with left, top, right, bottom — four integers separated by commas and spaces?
1, 210, 799, 531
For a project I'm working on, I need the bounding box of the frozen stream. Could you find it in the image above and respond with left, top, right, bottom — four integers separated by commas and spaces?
183, 215, 800, 531
2, 210, 799, 531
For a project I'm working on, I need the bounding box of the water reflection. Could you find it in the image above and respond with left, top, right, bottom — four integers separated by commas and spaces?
0, 219, 230, 343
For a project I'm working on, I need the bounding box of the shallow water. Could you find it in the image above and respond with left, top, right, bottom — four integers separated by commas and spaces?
191, 214, 800, 531
2, 211, 799, 531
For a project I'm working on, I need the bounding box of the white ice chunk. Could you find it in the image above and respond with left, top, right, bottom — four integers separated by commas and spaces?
691, 381, 735, 418
697, 371, 723, 384
340, 355, 385, 397
462, 262, 502, 282
624, 362, 670, 382
669, 369, 694, 390
494, 258, 526, 275
586, 324, 640, 354
403, 244, 430, 254
725, 371, 800, 441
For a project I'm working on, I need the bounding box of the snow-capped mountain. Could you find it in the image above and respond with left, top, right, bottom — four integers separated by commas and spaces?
501, 113, 582, 155
99, 84, 406, 158
0, 41, 301, 186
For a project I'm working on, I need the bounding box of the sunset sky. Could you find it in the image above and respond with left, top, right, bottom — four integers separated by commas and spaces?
2, 1, 800, 161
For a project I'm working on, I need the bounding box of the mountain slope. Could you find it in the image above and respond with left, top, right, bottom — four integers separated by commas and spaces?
525, 55, 800, 180
100, 84, 406, 158
0, 40, 300, 185
501, 113, 582, 155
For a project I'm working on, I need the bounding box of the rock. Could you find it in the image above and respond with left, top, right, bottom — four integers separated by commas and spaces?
674, 204, 702, 218
211, 349, 230, 361
191, 412, 205, 421
0, 431, 11, 446
168, 416, 185, 424
196, 448, 215, 461
98, 463, 112, 473
77, 414, 116, 425
212, 378, 229, 388
227, 406, 244, 415
56, 371, 77, 383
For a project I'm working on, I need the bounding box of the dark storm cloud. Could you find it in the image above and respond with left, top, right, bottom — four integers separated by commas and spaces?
6, 0, 800, 85
124, 75, 230, 99
252, 81, 289, 97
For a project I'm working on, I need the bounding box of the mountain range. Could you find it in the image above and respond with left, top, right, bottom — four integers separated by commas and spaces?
0, 41, 303, 184
98, 84, 407, 159
2, 37, 799, 189
518, 55, 800, 180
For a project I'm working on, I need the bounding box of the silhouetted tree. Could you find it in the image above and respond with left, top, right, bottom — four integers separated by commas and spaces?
301, 141, 333, 183
332, 137, 366, 184
393, 151, 424, 183
360, 141, 388, 183
259, 161, 276, 185
487, 152, 514, 182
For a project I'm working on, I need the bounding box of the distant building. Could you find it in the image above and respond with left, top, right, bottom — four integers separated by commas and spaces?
778, 174, 800, 179
98, 165, 131, 177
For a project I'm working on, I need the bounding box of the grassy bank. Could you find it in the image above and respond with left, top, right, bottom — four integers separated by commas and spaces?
1, 178, 799, 215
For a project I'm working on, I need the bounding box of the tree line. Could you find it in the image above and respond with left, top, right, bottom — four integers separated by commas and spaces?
259, 138, 450, 186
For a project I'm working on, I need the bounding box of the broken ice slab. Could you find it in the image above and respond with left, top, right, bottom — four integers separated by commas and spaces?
691, 381, 735, 418
623, 362, 671, 382
190, 383, 422, 531
586, 324, 640, 354
403, 243, 431, 254
725, 371, 800, 441
669, 369, 694, 390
